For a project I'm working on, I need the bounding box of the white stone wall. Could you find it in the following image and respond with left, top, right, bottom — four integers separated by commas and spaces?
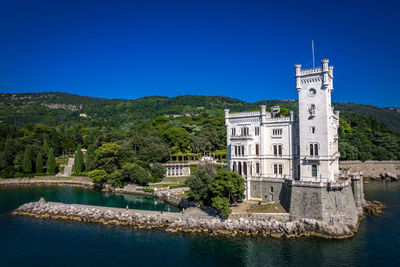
226, 58, 340, 200
295, 59, 339, 182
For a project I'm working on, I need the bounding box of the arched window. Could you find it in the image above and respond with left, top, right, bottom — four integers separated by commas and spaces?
238, 162, 242, 175
274, 164, 278, 174
310, 144, 314, 156
256, 144, 259, 156
314, 144, 319, 156
233, 162, 237, 172
270, 187, 274, 192
279, 164, 283, 174
256, 163, 260, 174
278, 145, 282, 156
243, 162, 247, 176
273, 145, 277, 156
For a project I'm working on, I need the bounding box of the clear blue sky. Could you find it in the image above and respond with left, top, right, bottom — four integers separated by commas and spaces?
0, 0, 399, 107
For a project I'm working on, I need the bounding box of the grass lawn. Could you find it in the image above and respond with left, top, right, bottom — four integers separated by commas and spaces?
162, 176, 188, 183
149, 184, 187, 189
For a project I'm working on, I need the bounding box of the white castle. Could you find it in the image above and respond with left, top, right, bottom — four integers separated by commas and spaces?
225, 59, 341, 201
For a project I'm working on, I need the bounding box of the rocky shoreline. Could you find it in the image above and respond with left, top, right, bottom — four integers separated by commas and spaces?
13, 201, 367, 239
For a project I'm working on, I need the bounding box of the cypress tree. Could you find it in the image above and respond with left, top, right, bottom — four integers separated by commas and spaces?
73, 144, 84, 173
85, 145, 96, 172
4, 135, 12, 163
23, 148, 32, 174
46, 148, 56, 175
43, 137, 49, 156
36, 152, 43, 173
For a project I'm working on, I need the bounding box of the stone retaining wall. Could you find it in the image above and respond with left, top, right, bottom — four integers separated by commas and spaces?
340, 161, 400, 178
229, 212, 290, 222
13, 201, 359, 239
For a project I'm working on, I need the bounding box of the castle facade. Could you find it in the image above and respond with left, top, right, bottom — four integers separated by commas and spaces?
225, 59, 365, 225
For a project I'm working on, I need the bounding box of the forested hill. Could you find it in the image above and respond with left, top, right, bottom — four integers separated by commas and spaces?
0, 92, 399, 179
1, 92, 400, 132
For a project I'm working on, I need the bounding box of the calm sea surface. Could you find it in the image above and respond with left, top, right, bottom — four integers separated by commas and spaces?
0, 182, 399, 267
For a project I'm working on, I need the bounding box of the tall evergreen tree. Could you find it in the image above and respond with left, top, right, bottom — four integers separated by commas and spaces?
43, 137, 49, 156
36, 152, 43, 173
85, 145, 96, 172
73, 144, 84, 173
23, 148, 32, 174
4, 135, 12, 163
46, 148, 56, 175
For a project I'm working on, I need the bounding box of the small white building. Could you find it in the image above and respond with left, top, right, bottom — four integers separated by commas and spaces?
225, 59, 340, 201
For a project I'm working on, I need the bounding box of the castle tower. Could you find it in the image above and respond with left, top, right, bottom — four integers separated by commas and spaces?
295, 59, 340, 182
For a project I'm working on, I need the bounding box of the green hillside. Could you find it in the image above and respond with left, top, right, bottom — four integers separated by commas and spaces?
0, 92, 399, 178
1, 92, 400, 132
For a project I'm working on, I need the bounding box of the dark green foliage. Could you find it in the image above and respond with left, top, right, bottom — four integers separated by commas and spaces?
94, 142, 122, 173
121, 163, 152, 186
339, 114, 400, 161
186, 164, 245, 216
209, 169, 245, 203
150, 163, 166, 182
85, 145, 96, 172
163, 127, 191, 153
0, 92, 399, 178
23, 148, 32, 174
43, 137, 49, 156
36, 152, 43, 173
88, 169, 108, 185
186, 164, 216, 204
46, 148, 56, 174
73, 144, 85, 173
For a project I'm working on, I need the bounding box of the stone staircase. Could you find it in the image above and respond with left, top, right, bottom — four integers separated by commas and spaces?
56, 158, 74, 177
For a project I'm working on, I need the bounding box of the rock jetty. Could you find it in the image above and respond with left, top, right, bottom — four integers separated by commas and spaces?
13, 201, 360, 239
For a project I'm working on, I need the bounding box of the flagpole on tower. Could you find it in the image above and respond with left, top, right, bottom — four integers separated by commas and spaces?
312, 40, 315, 68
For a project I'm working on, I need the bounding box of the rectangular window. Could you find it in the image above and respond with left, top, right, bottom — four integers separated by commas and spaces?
241, 146, 244, 156
311, 127, 315, 134
272, 129, 283, 136
235, 146, 238, 156
297, 164, 300, 178
279, 165, 283, 174
312, 165, 318, 177
255, 127, 260, 136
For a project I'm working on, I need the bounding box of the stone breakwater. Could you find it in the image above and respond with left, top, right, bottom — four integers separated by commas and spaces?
13, 201, 360, 239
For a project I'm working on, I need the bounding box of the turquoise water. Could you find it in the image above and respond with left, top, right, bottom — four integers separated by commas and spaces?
0, 182, 399, 266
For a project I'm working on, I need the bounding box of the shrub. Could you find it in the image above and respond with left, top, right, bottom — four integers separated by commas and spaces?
88, 169, 108, 185
150, 163, 166, 182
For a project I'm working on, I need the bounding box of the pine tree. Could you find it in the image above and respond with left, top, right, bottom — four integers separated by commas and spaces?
46, 148, 56, 175
85, 145, 96, 172
36, 152, 43, 173
23, 148, 32, 174
73, 144, 84, 173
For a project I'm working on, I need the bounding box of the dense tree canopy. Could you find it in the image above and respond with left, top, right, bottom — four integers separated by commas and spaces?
186, 164, 245, 216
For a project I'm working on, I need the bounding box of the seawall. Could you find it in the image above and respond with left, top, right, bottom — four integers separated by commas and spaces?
340, 160, 400, 179
13, 201, 360, 239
